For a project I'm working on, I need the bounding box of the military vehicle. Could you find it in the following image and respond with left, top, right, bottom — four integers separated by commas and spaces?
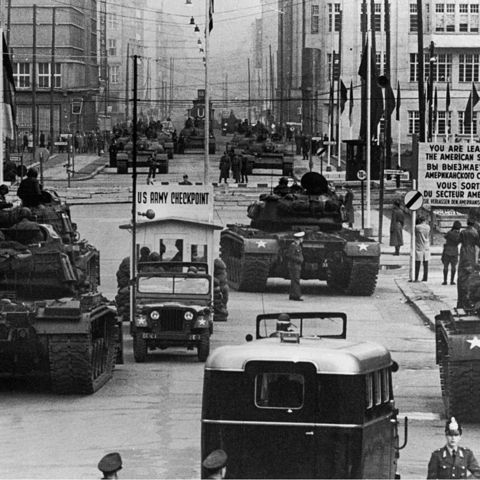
130, 261, 214, 363
0, 191, 121, 394
115, 135, 168, 174
220, 172, 380, 295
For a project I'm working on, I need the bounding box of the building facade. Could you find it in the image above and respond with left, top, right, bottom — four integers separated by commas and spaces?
10, 0, 100, 148
273, 0, 480, 152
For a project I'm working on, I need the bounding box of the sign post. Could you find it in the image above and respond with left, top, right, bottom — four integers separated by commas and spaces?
405, 186, 424, 282
357, 170, 367, 229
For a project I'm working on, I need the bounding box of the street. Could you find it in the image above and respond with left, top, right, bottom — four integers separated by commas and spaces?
1, 145, 479, 479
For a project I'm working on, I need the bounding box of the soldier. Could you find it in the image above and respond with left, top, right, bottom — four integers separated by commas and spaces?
98, 452, 123, 479
389, 199, 404, 256
427, 417, 480, 479
179, 174, 192, 185
441, 220, 461, 285
457, 217, 480, 308
203, 449, 227, 479
273, 177, 290, 196
288, 231, 304, 301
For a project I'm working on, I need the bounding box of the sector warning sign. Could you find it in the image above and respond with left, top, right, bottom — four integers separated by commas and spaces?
418, 142, 480, 207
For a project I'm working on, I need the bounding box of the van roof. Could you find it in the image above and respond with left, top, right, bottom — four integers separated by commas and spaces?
205, 337, 392, 375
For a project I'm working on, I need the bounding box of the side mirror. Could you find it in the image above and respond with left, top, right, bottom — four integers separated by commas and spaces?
245, 334, 253, 342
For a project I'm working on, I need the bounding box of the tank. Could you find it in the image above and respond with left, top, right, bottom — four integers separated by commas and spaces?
0, 191, 121, 394
220, 172, 380, 296
435, 273, 480, 422
179, 122, 216, 155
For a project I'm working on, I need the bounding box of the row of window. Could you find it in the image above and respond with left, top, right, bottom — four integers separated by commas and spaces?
311, 3, 480, 34
408, 110, 478, 135
13, 62, 121, 87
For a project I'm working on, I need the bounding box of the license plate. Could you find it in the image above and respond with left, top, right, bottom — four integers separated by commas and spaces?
142, 333, 158, 339
188, 334, 201, 341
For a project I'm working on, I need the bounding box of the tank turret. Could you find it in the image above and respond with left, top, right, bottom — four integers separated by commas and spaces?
247, 172, 346, 232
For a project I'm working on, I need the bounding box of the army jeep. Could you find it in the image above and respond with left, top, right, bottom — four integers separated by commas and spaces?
131, 261, 213, 362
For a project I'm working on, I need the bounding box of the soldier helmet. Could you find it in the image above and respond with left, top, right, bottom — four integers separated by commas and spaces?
279, 177, 288, 185
445, 417, 462, 436
0, 184, 9, 194
26, 167, 38, 178
203, 449, 227, 471
19, 207, 33, 220
148, 252, 161, 262
98, 452, 123, 474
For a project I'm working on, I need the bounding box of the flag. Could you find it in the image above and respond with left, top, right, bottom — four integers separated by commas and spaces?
340, 80, 348, 114
349, 79, 354, 126
2, 34, 16, 140
385, 81, 396, 119
446, 82, 450, 112
358, 39, 383, 140
396, 81, 401, 121
328, 82, 334, 118
434, 86, 438, 126
209, 0, 214, 33
464, 82, 479, 126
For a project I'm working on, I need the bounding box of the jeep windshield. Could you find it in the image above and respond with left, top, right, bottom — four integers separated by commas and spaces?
138, 275, 210, 295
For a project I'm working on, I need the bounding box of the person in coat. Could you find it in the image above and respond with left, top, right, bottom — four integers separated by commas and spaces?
288, 231, 304, 301
441, 220, 461, 285
219, 152, 230, 184
427, 417, 480, 479
17, 167, 42, 208
457, 217, 480, 308
414, 215, 431, 282
389, 199, 404, 255
344, 188, 355, 228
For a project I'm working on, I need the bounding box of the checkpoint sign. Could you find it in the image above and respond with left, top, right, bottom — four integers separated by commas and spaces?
404, 190, 424, 211
357, 169, 367, 181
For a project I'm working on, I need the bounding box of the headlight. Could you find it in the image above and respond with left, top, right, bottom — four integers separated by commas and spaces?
150, 310, 160, 320
184, 311, 194, 320
135, 315, 148, 327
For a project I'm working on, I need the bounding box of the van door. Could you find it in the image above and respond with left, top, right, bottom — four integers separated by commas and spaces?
242, 360, 317, 479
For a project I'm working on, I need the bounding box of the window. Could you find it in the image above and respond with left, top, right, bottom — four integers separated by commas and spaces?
37, 63, 61, 88
311, 5, 319, 34
108, 12, 118, 29
381, 369, 390, 402
365, 373, 373, 409
375, 52, 386, 75
425, 53, 452, 83
437, 111, 452, 135
108, 39, 117, 56
409, 111, 420, 134
410, 3, 418, 31
328, 3, 341, 32
436, 4, 445, 13
109, 65, 119, 84
459, 111, 478, 135
327, 53, 340, 81
13, 63, 30, 88
374, 371, 382, 406
255, 373, 304, 409
191, 244, 207, 263
460, 4, 468, 13
459, 54, 480, 82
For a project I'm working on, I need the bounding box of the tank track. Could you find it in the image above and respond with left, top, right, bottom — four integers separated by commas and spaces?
224, 255, 270, 292
328, 258, 379, 296
48, 319, 117, 394
440, 359, 480, 422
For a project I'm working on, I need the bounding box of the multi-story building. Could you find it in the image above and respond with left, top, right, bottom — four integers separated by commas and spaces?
10, 0, 100, 146
273, 0, 480, 153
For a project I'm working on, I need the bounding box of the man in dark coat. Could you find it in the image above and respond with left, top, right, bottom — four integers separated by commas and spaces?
427, 417, 480, 479
344, 188, 355, 228
219, 152, 230, 184
457, 217, 480, 308
389, 199, 404, 255
441, 220, 461, 285
288, 231, 304, 301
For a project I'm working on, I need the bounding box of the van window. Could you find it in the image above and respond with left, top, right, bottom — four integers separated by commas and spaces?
374, 371, 382, 406
381, 369, 390, 402
366, 373, 373, 409
255, 373, 304, 409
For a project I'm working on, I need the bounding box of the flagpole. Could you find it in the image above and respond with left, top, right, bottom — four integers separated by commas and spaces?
0, 26, 4, 184
366, 29, 371, 230
204, 0, 210, 184
471, 82, 474, 143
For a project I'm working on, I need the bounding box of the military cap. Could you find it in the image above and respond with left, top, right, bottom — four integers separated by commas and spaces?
98, 452, 123, 473
293, 231, 305, 238
445, 417, 462, 435
278, 313, 291, 322
203, 449, 227, 470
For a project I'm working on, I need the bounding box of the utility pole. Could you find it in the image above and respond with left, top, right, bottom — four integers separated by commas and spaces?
32, 5, 37, 163
248, 58, 251, 123
49, 7, 56, 154
417, 0, 426, 142
269, 44, 274, 121
125, 43, 130, 122
428, 40, 435, 141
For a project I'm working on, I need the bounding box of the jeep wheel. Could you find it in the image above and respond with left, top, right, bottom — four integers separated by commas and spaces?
133, 334, 148, 363
197, 334, 210, 362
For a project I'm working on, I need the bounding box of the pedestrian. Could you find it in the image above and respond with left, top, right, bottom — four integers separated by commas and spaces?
203, 449, 227, 479
39, 130, 45, 148
288, 231, 304, 301
240, 154, 248, 183
414, 215, 431, 282
98, 452, 123, 479
389, 199, 404, 255
294, 130, 302, 155
441, 220, 462, 286
22, 132, 28, 152
219, 152, 230, 184
427, 417, 480, 479
273, 177, 290, 196
179, 174, 192, 185
231, 153, 241, 183
301, 134, 310, 160
457, 216, 480, 308
344, 187, 355, 228
147, 154, 158, 183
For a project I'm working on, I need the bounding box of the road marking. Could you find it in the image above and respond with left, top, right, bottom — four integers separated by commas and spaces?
401, 412, 441, 421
